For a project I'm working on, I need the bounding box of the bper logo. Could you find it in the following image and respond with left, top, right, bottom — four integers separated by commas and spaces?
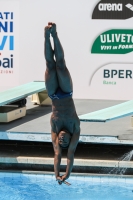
92, 0, 133, 19
104, 69, 133, 78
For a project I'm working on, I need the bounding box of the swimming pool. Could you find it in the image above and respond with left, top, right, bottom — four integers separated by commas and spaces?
0, 172, 133, 200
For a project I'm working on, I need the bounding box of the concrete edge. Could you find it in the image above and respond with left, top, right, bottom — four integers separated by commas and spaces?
0, 156, 133, 168
0, 131, 133, 145
0, 170, 133, 179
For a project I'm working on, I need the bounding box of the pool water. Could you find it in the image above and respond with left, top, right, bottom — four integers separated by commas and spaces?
0, 172, 133, 200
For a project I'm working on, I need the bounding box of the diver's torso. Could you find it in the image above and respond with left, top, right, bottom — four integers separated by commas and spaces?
50, 97, 80, 135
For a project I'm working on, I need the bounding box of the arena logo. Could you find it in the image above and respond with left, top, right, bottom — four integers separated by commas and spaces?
0, 12, 14, 68
98, 3, 122, 11
92, 0, 133, 19
91, 29, 133, 54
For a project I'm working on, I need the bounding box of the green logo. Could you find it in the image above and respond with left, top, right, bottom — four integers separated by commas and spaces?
91, 29, 133, 54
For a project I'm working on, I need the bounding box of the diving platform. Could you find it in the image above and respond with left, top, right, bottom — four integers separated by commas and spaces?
0, 81, 50, 122
0, 81, 46, 106
79, 100, 133, 122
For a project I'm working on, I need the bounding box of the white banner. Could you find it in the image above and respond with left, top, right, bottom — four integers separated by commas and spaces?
0, 0, 133, 100
90, 63, 133, 100
0, 0, 19, 89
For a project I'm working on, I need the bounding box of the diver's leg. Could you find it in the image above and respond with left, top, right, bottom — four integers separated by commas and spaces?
49, 22, 73, 93
44, 25, 58, 96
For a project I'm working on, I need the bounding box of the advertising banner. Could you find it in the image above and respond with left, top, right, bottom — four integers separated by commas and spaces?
0, 1, 19, 89
90, 63, 133, 99
92, 0, 133, 20
0, 0, 132, 100
91, 29, 133, 54
89, 0, 133, 100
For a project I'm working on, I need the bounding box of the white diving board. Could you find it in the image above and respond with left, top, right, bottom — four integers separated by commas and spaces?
0, 81, 46, 106
78, 100, 133, 122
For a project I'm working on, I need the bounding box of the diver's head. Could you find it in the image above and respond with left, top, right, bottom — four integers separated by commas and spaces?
58, 129, 71, 148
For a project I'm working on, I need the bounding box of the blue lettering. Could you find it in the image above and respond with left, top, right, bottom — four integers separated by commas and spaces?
10, 36, 14, 50
4, 12, 10, 19
0, 55, 13, 68
10, 55, 13, 68
0, 22, 13, 32
10, 22, 13, 32
0, 12, 3, 19
0, 12, 13, 20
0, 36, 14, 50
0, 36, 7, 50
11, 12, 13, 19
3, 58, 10, 68
0, 22, 7, 32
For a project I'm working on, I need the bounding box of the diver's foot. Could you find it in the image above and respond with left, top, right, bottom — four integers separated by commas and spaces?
48, 22, 57, 37
44, 25, 51, 38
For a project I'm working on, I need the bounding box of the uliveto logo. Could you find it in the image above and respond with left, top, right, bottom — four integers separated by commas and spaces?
92, 0, 133, 20
91, 29, 133, 54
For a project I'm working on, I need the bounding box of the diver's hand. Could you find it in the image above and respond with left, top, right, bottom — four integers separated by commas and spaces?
56, 176, 63, 185
56, 174, 68, 184
56, 175, 71, 186
61, 174, 69, 182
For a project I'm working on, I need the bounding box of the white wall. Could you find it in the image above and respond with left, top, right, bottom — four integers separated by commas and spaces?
0, 0, 133, 100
